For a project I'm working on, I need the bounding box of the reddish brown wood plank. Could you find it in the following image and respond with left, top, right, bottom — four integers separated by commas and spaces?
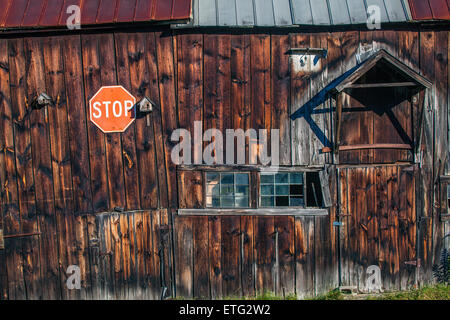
271, 35, 291, 166
178, 171, 202, 209
81, 34, 109, 212
418, 31, 435, 284
174, 215, 193, 298
432, 30, 448, 280
221, 216, 241, 297
145, 33, 168, 209
208, 215, 222, 298
240, 215, 254, 297
177, 34, 203, 164
155, 31, 178, 209
231, 35, 251, 164
64, 36, 93, 215
193, 216, 209, 298
294, 216, 314, 298
274, 216, 295, 297
110, 212, 124, 299
24, 37, 59, 300
42, 36, 76, 300
0, 38, 25, 300
143, 210, 159, 299
290, 34, 311, 166
250, 34, 271, 144
114, 32, 141, 211
132, 211, 145, 299
97, 34, 127, 211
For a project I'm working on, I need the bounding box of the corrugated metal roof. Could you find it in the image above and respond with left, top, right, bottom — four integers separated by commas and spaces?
408, 0, 450, 20
178, 0, 412, 27
0, 0, 192, 29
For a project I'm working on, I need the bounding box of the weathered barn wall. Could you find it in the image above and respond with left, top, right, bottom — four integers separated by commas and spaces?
0, 26, 448, 299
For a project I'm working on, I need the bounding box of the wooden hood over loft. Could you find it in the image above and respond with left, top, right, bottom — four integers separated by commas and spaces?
332, 50, 432, 162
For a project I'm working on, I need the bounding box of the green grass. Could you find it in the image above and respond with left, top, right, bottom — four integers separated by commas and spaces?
222, 291, 298, 300
171, 285, 449, 300
310, 289, 345, 300
312, 284, 450, 300
366, 284, 450, 300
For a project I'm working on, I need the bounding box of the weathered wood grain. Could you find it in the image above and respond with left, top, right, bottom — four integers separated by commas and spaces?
81, 34, 109, 212
0, 38, 24, 300
114, 32, 141, 211
24, 37, 59, 300
42, 36, 76, 300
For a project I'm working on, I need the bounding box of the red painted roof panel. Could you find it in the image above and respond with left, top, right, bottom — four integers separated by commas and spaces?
172, 0, 191, 20
0, 0, 191, 29
39, 0, 65, 26
134, 0, 154, 22
4, 0, 28, 27
0, 0, 12, 26
80, 0, 100, 25
116, 0, 137, 23
429, 0, 450, 19
96, 0, 118, 23
154, 0, 173, 21
408, 0, 450, 20
58, 0, 81, 26
22, 0, 46, 27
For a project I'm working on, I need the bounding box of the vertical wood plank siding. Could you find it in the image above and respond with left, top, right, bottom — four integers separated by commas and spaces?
0, 28, 448, 299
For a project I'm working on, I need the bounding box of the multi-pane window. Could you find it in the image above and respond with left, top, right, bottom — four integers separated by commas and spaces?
260, 172, 305, 207
447, 185, 450, 213
206, 172, 250, 208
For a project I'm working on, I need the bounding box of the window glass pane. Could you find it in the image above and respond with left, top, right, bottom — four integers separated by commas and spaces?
235, 197, 249, 207
259, 172, 308, 208
206, 172, 220, 183
221, 197, 235, 208
261, 174, 274, 184
261, 185, 274, 195
236, 173, 249, 185
275, 173, 289, 184
221, 173, 234, 184
290, 197, 304, 206
276, 185, 289, 195
276, 196, 289, 206
206, 184, 220, 196
290, 184, 303, 196
306, 172, 323, 207
206, 172, 250, 208
290, 173, 303, 184
206, 196, 220, 207
236, 185, 249, 196
261, 196, 274, 207
221, 185, 234, 196
447, 185, 450, 213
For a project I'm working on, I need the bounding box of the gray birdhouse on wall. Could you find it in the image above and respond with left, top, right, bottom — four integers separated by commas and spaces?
32, 93, 53, 110
139, 97, 155, 114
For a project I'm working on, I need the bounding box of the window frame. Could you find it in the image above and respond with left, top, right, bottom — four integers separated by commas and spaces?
258, 172, 306, 209
204, 171, 251, 209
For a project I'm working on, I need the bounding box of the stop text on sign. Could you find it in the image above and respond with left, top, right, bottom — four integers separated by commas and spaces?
89, 85, 137, 133
91, 100, 134, 119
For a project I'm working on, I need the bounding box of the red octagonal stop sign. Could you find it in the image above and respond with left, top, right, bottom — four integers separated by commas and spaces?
89, 85, 136, 133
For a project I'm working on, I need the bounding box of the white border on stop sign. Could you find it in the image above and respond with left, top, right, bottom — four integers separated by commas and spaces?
89, 85, 137, 133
